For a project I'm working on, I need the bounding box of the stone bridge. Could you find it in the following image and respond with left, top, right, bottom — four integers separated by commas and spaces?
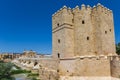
12, 57, 59, 80
13, 57, 59, 72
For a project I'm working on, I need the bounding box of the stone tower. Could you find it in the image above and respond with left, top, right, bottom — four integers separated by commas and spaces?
52, 6, 74, 59
52, 3, 116, 59
92, 4, 116, 56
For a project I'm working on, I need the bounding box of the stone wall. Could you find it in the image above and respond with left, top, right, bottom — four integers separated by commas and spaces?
59, 58, 76, 76
111, 56, 120, 78
75, 57, 111, 76
59, 56, 111, 77
92, 4, 116, 56
39, 67, 59, 80
39, 58, 59, 80
39, 58, 59, 70
73, 5, 95, 56
59, 76, 120, 80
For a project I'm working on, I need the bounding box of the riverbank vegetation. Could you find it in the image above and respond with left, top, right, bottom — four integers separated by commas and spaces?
0, 61, 38, 80
28, 73, 39, 77
116, 42, 120, 55
11, 69, 31, 75
0, 61, 15, 80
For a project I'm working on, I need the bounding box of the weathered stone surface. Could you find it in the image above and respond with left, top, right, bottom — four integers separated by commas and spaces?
111, 56, 120, 78
52, 3, 116, 59
39, 67, 59, 80
59, 76, 120, 80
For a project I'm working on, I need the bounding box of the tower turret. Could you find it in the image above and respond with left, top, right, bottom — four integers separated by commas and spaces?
52, 6, 74, 59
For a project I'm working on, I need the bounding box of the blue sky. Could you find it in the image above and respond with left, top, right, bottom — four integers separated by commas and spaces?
0, 0, 119, 54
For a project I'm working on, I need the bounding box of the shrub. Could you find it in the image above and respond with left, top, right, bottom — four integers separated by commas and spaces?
27, 73, 39, 77
116, 43, 120, 55
0, 60, 4, 63
1, 77, 15, 80
11, 70, 31, 75
0, 62, 13, 79
32, 77, 37, 80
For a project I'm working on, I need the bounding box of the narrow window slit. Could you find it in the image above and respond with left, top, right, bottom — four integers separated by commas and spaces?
87, 36, 89, 40
82, 20, 85, 24
105, 31, 107, 34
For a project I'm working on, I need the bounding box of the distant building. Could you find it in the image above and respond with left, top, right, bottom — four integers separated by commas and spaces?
0, 53, 21, 62
22, 50, 36, 58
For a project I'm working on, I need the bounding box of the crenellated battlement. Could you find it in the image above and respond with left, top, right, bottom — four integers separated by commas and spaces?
52, 3, 112, 18
52, 5, 73, 18
52, 3, 113, 31
92, 3, 112, 16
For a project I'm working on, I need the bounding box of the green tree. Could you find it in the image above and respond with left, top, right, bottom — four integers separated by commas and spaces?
116, 42, 120, 55
0, 62, 15, 80
32, 78, 37, 80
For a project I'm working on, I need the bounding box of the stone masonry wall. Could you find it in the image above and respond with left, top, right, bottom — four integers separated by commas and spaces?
73, 5, 95, 56
111, 56, 120, 78
39, 58, 59, 80
92, 5, 116, 56
75, 57, 111, 76
59, 56, 111, 77
59, 59, 76, 76
52, 6, 74, 59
